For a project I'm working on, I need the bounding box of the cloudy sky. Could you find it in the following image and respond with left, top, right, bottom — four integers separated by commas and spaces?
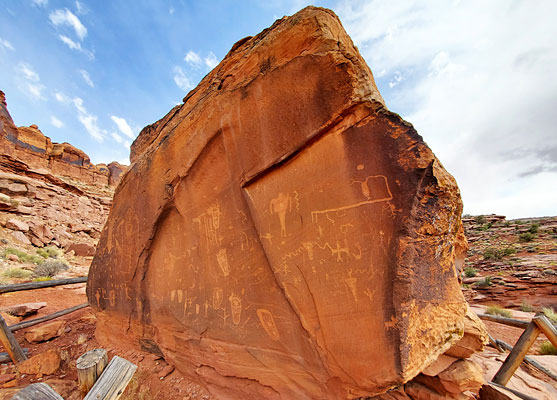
0, 1, 556, 218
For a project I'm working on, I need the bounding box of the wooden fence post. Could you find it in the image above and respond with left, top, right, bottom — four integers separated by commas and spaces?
77, 349, 109, 396
0, 313, 27, 363
492, 322, 540, 386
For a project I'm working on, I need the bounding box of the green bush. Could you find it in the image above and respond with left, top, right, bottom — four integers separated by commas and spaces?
475, 215, 486, 224
2, 267, 33, 279
36, 246, 62, 259
528, 223, 539, 234
476, 276, 492, 287
464, 267, 478, 277
483, 247, 516, 260
486, 305, 512, 318
519, 232, 535, 242
539, 341, 557, 355
33, 276, 52, 282
519, 301, 534, 312
1, 248, 44, 264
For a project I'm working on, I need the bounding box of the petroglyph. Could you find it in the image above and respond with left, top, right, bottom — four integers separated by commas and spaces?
260, 232, 273, 244
213, 287, 223, 309
95, 290, 101, 307
193, 201, 223, 247
257, 308, 280, 341
229, 293, 242, 325
177, 289, 183, 303
171, 289, 176, 302
216, 248, 230, 276
270, 192, 292, 237
344, 270, 357, 303
311, 175, 393, 223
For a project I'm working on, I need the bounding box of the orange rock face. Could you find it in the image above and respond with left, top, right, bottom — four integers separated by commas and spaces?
88, 7, 469, 399
0, 90, 127, 188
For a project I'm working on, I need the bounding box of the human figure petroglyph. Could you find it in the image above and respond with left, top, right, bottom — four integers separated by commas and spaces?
95, 290, 101, 307
344, 270, 358, 303
311, 175, 393, 223
216, 248, 230, 276
270, 192, 292, 237
229, 293, 242, 325
257, 308, 280, 341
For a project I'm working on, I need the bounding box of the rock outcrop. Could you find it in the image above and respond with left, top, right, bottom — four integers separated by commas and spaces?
0, 90, 126, 188
88, 7, 483, 399
0, 90, 128, 251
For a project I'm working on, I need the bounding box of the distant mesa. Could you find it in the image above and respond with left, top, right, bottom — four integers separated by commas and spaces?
0, 90, 127, 188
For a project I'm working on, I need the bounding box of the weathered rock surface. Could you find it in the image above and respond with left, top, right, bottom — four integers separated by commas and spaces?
88, 7, 473, 399
0, 90, 128, 252
24, 320, 65, 343
0, 302, 46, 317
17, 349, 61, 376
0, 91, 126, 188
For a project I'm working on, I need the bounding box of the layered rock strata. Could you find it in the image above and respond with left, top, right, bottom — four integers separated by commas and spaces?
0, 91, 126, 250
88, 7, 485, 399
0, 91, 126, 188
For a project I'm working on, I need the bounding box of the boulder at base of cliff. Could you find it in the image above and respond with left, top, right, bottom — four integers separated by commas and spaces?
88, 6, 475, 399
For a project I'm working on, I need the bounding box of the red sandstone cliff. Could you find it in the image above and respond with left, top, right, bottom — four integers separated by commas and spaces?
0, 90, 127, 188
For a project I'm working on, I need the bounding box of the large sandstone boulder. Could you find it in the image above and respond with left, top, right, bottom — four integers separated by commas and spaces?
88, 7, 471, 399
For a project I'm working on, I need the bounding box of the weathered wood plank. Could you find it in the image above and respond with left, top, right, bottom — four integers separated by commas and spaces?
11, 383, 63, 400
0, 276, 87, 294
477, 313, 529, 329
493, 322, 540, 386
9, 303, 88, 332
496, 339, 557, 381
84, 356, 137, 400
78, 348, 109, 396
533, 315, 557, 348
0, 313, 27, 363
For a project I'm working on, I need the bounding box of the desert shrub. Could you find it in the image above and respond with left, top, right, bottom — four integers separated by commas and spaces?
475, 215, 486, 224
2, 248, 43, 264
476, 276, 492, 287
541, 307, 557, 324
539, 341, 557, 355
519, 232, 535, 242
2, 267, 33, 279
504, 221, 511, 227
36, 246, 62, 259
519, 301, 534, 312
33, 260, 68, 278
528, 223, 539, 234
486, 305, 512, 318
483, 247, 516, 260
464, 267, 478, 277
478, 223, 492, 231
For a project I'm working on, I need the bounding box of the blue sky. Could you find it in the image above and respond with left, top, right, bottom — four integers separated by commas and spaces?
1, 1, 556, 218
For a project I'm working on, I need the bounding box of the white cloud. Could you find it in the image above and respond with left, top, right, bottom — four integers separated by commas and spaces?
32, 0, 48, 7
173, 66, 193, 91
0, 38, 14, 51
57, 34, 94, 59
49, 8, 87, 41
58, 34, 82, 50
15, 62, 45, 100
111, 132, 123, 143
337, 0, 557, 218
73, 97, 106, 142
50, 116, 64, 128
54, 91, 70, 103
74, 0, 88, 15
80, 69, 94, 88
184, 50, 202, 67
110, 116, 135, 139
204, 51, 218, 69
